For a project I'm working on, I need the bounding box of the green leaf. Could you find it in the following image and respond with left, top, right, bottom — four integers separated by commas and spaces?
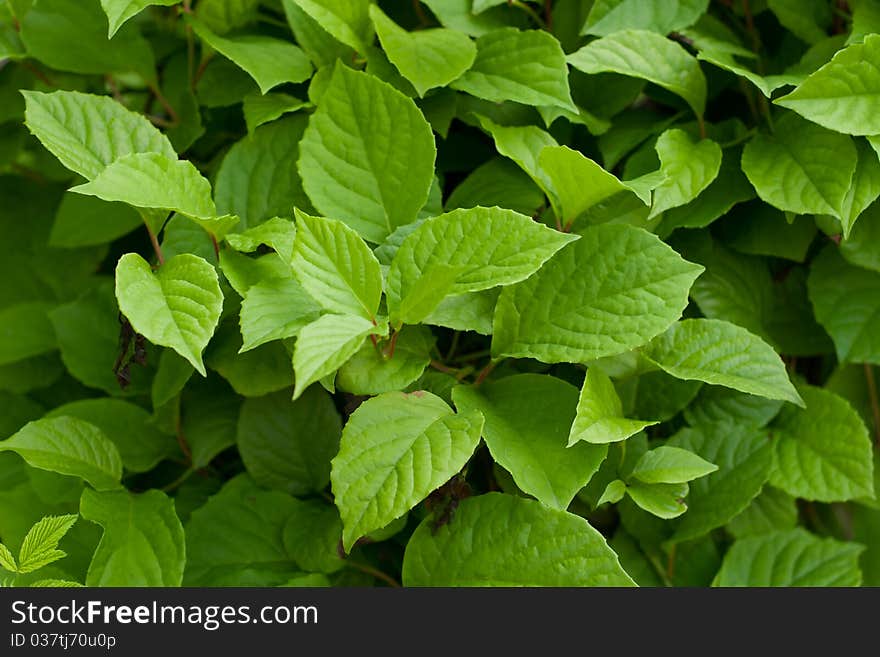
115, 253, 223, 376
282, 0, 353, 68
292, 314, 386, 400
769, 384, 874, 502
282, 500, 345, 574
71, 152, 217, 221
583, 0, 708, 36
184, 474, 300, 586
20, 0, 154, 78
237, 387, 341, 496
644, 319, 804, 406
220, 251, 290, 297
625, 481, 689, 519
492, 224, 703, 363
420, 0, 527, 37
668, 421, 773, 543
452, 374, 607, 510
445, 158, 545, 216
537, 145, 637, 224
840, 201, 880, 272
649, 129, 722, 218
776, 35, 880, 135
451, 28, 575, 112
839, 140, 880, 238
16, 514, 78, 574
49, 194, 143, 249
188, 17, 312, 94
242, 93, 310, 135
0, 302, 56, 366
727, 487, 799, 538
768, 0, 832, 45
402, 492, 635, 586
696, 49, 800, 98
630, 446, 718, 484
741, 113, 857, 218
477, 118, 559, 192
292, 210, 383, 320
370, 5, 476, 97
215, 116, 312, 230
331, 390, 483, 551
239, 276, 322, 352
287, 0, 372, 53
808, 246, 880, 365
597, 479, 627, 506
386, 207, 576, 327
22, 90, 176, 181
568, 368, 656, 445
298, 64, 436, 243
46, 399, 177, 474
181, 377, 241, 469
713, 529, 863, 586
567, 29, 707, 118
196, 0, 260, 34
684, 386, 783, 429
100, 0, 179, 37
226, 217, 297, 264
206, 322, 294, 397
336, 325, 434, 395
0, 417, 122, 491
0, 543, 16, 573
80, 488, 185, 587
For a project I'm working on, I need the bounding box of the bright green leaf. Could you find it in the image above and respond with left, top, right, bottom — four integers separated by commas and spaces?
630, 446, 718, 484
650, 129, 722, 218
17, 514, 78, 574
331, 390, 483, 551
115, 253, 223, 376
100, 0, 179, 37
0, 417, 122, 491
569, 367, 656, 445
239, 276, 322, 352
453, 374, 608, 510
288, 0, 372, 53
242, 93, 310, 135
583, 0, 708, 37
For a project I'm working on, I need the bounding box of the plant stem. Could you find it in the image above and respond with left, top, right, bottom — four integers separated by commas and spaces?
509, 0, 546, 28
210, 232, 220, 262
445, 331, 461, 361
345, 560, 401, 588
146, 224, 166, 265
148, 81, 179, 126
475, 359, 502, 385
544, 0, 553, 30
161, 468, 194, 492
865, 364, 880, 445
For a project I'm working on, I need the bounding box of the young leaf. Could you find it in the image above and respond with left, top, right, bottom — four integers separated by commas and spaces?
537, 146, 637, 224
370, 5, 476, 97
451, 28, 576, 112
292, 314, 387, 399
630, 446, 718, 484
46, 399, 177, 473
644, 319, 804, 406
839, 139, 880, 238
453, 374, 608, 511
115, 253, 223, 376
100, 0, 179, 37
0, 417, 122, 491
568, 367, 657, 446
336, 325, 434, 395
282, 0, 354, 68
741, 112, 857, 218
0, 544, 16, 573
386, 207, 577, 327
242, 93, 310, 135
80, 488, 185, 587
713, 529, 864, 586
775, 36, 880, 136
188, 17, 313, 94
649, 129, 722, 218
239, 277, 322, 352
567, 29, 707, 119
625, 481, 689, 519
769, 385, 874, 502
403, 493, 635, 586
22, 90, 176, 181
666, 422, 773, 542
492, 224, 703, 363
17, 514, 78, 574
287, 0, 373, 53
292, 210, 383, 320
477, 118, 558, 192
582, 0, 709, 37
330, 391, 483, 551
597, 479, 627, 506
70, 152, 217, 221
808, 246, 880, 365
237, 387, 341, 496
298, 63, 436, 243
226, 216, 297, 264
